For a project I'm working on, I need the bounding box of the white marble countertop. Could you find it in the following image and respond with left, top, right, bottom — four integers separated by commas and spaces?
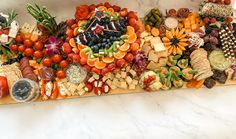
1, 0, 236, 139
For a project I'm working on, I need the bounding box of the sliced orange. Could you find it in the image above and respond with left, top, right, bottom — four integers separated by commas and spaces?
114, 51, 127, 59
107, 8, 114, 13
127, 33, 137, 44
127, 26, 135, 35
73, 27, 79, 36
97, 6, 107, 11
69, 38, 77, 48
95, 61, 107, 69
102, 56, 115, 63
119, 42, 130, 51
87, 58, 99, 67
78, 43, 86, 50
80, 50, 88, 59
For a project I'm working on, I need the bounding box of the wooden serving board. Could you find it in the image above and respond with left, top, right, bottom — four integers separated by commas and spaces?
0, 80, 236, 105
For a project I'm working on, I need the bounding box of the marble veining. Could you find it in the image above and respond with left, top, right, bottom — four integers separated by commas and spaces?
0, 0, 236, 139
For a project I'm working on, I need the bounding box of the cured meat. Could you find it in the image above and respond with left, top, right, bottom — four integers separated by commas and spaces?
20, 57, 38, 82
39, 67, 54, 81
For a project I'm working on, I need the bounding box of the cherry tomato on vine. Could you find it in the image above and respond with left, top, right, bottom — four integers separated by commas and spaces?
52, 54, 62, 63
42, 57, 52, 67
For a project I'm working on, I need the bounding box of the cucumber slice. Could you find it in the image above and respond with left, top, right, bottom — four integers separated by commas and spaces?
209, 49, 232, 71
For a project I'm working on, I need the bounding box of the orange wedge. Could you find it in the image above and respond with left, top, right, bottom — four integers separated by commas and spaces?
95, 61, 107, 69
78, 43, 86, 50
87, 58, 99, 67
69, 38, 77, 48
107, 8, 114, 13
127, 33, 137, 44
119, 42, 130, 51
102, 56, 115, 63
97, 6, 107, 11
73, 27, 79, 36
80, 50, 88, 59
114, 51, 127, 59
127, 26, 135, 35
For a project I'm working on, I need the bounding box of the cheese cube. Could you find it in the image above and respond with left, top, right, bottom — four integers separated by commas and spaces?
121, 71, 127, 79
120, 81, 128, 89
68, 83, 77, 93
116, 73, 121, 79
129, 69, 136, 77
129, 84, 136, 90
148, 50, 159, 62
159, 57, 168, 67
132, 80, 138, 85
153, 43, 166, 52
125, 66, 131, 72
157, 50, 168, 58
102, 76, 109, 82
110, 84, 117, 90
106, 79, 112, 86
144, 36, 153, 42
78, 89, 85, 96
93, 74, 100, 80
77, 83, 85, 91
0, 34, 8, 43
9, 21, 19, 38
125, 76, 133, 85
142, 43, 152, 56
140, 39, 145, 48
112, 78, 119, 85
147, 61, 160, 70
150, 37, 161, 46
140, 31, 150, 38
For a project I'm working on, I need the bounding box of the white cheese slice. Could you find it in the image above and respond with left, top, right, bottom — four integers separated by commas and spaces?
153, 43, 166, 52
8, 21, 19, 38
0, 34, 8, 43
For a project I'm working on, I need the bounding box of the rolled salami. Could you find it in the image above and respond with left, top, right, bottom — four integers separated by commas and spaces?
200, 2, 233, 17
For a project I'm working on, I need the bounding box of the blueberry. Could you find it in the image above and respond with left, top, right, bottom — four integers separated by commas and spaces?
105, 44, 110, 49
0, 16, 6, 23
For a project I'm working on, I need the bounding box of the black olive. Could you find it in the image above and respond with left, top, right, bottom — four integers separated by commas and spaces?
0, 15, 6, 23
204, 78, 216, 89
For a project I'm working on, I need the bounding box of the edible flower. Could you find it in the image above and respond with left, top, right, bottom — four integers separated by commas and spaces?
75, 5, 90, 20
45, 36, 61, 55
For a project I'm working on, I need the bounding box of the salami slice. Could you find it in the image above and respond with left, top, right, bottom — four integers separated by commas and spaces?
25, 74, 38, 82
20, 57, 30, 65
39, 67, 54, 81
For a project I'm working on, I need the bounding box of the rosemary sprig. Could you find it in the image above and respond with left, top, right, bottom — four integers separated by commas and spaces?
26, 3, 58, 35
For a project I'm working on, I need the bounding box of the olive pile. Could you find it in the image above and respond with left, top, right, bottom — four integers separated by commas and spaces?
144, 8, 164, 28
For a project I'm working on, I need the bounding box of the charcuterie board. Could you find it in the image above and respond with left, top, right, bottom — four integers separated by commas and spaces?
0, 80, 236, 105
0, 1, 236, 105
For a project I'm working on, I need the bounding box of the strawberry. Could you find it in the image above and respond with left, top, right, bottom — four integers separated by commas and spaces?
102, 83, 110, 94
224, 0, 231, 5
94, 87, 102, 96
84, 83, 93, 92
89, 4, 96, 11
104, 2, 112, 8
227, 17, 233, 23
83, 65, 91, 71
101, 68, 110, 76
112, 5, 121, 12
203, 17, 210, 24
91, 67, 101, 75
210, 18, 217, 23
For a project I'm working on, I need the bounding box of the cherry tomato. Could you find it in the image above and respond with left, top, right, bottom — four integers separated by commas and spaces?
56, 70, 66, 79
10, 44, 18, 52
66, 29, 74, 38
15, 35, 23, 43
125, 53, 134, 63
18, 45, 26, 53
62, 42, 72, 54
42, 57, 52, 67
59, 60, 69, 69
24, 48, 34, 57
34, 41, 44, 50
66, 19, 75, 27
33, 50, 43, 59
129, 18, 137, 26
73, 54, 80, 63
52, 54, 62, 63
24, 39, 33, 48
71, 24, 78, 30
120, 8, 128, 17
80, 57, 87, 65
